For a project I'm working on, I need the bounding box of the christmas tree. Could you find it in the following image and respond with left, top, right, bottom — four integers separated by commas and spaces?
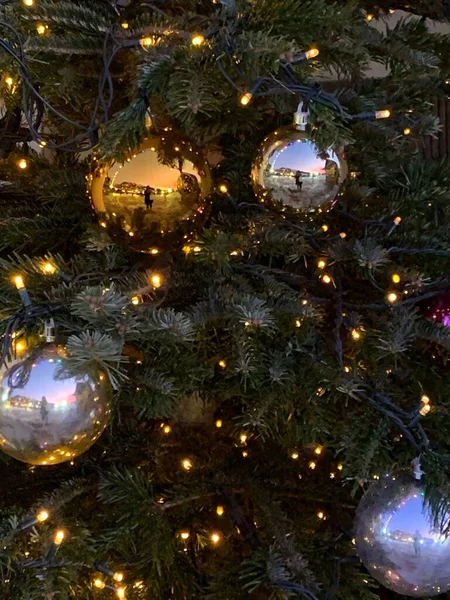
2, 0, 450, 598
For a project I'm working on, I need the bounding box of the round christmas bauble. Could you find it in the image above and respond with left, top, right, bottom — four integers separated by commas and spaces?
251, 126, 347, 212
423, 292, 450, 327
0, 344, 112, 465
355, 472, 450, 597
89, 136, 212, 252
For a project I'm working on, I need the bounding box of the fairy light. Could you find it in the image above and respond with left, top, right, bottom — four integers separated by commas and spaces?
318, 259, 326, 269
403, 127, 411, 135
17, 158, 28, 169
421, 395, 430, 405
14, 275, 25, 290
140, 36, 156, 47
394, 216, 402, 225
215, 419, 223, 428
216, 506, 224, 516
54, 530, 65, 545
392, 273, 401, 283
151, 274, 162, 288
23, 0, 34, 5
218, 360, 227, 368
211, 532, 221, 544
344, 366, 350, 373
420, 404, 431, 416
366, 13, 374, 21
330, 472, 336, 479
42, 262, 56, 275
113, 573, 124, 583
100, 221, 107, 228
308, 461, 316, 470
375, 109, 391, 119
321, 224, 328, 232
240, 92, 253, 106
317, 511, 325, 520
291, 451, 299, 460
94, 579, 106, 589
180, 531, 190, 540
150, 248, 159, 255
305, 48, 319, 59
182, 458, 193, 470
295, 319, 302, 328
314, 446, 323, 455
339, 232, 347, 239
15, 340, 26, 353
191, 34, 205, 46
131, 296, 140, 305
163, 425, 171, 434
242, 451, 248, 457
322, 274, 332, 284
337, 463, 343, 471
240, 433, 247, 444
387, 292, 398, 303
351, 329, 361, 341
121, 22, 129, 29
36, 509, 49, 522
5, 76, 14, 87
219, 184, 228, 193
116, 587, 126, 599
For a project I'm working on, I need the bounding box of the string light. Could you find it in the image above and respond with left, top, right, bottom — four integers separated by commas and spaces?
180, 531, 190, 540
42, 262, 56, 275
211, 532, 221, 544
54, 530, 65, 545
314, 446, 323, 455
94, 579, 106, 589
240, 92, 253, 106
240, 433, 247, 444
344, 366, 350, 373
421, 395, 430, 405
420, 404, 431, 416
308, 461, 316, 470
191, 34, 205, 46
113, 572, 124, 583
330, 472, 336, 479
403, 127, 411, 135
216, 506, 224, 516
36, 509, 49, 522
351, 329, 361, 341
317, 511, 326, 520
151, 274, 162, 288
291, 451, 299, 460
17, 158, 28, 169
36, 24, 47, 35
387, 292, 398, 303
163, 425, 171, 434
182, 458, 193, 470
215, 419, 223, 428
150, 248, 159, 255
219, 184, 228, 193
392, 273, 401, 284
295, 319, 302, 328
304, 47, 319, 59
321, 224, 329, 232
14, 275, 25, 290
5, 76, 14, 87
339, 232, 347, 239
366, 13, 374, 21
337, 463, 343, 471
375, 109, 391, 119
218, 360, 227, 368
242, 450, 248, 457
121, 22, 129, 29
15, 340, 26, 353
23, 0, 34, 5
140, 36, 156, 47
131, 296, 140, 305
393, 216, 402, 225
116, 587, 126, 599
318, 259, 326, 269
322, 274, 332, 284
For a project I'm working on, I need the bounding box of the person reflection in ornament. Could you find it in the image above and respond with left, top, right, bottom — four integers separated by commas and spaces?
413, 530, 421, 556
40, 396, 49, 425
295, 170, 303, 190
144, 186, 153, 209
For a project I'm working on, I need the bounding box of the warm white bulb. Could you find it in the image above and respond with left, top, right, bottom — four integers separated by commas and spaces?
36, 509, 49, 523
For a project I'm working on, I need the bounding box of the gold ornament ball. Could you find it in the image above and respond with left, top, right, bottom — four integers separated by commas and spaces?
251, 126, 348, 212
0, 344, 112, 465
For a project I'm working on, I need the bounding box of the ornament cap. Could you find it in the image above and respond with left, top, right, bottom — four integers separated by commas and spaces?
293, 101, 309, 131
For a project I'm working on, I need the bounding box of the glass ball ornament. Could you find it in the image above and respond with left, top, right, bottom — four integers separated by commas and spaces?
355, 472, 450, 597
0, 344, 112, 465
89, 136, 212, 252
251, 126, 348, 212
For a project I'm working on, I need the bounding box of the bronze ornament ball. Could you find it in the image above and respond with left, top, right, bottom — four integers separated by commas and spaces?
0, 344, 112, 465
88, 136, 212, 252
251, 125, 348, 212
355, 472, 450, 597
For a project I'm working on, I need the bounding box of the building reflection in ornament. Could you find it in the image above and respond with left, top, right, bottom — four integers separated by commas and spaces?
0, 345, 111, 465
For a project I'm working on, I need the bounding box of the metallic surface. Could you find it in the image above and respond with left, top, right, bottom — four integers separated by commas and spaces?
251, 126, 347, 211
0, 345, 111, 465
356, 473, 450, 597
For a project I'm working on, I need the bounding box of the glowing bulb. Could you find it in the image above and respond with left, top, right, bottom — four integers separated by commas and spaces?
321, 224, 328, 232
5, 76, 14, 87
131, 296, 140, 305
151, 274, 162, 288
305, 47, 319, 59
42, 262, 56, 275
344, 366, 350, 373
366, 13, 374, 21
337, 463, 343, 471
94, 579, 106, 589
163, 425, 171, 434
351, 329, 361, 341
216, 506, 224, 516
330, 472, 336, 479
240, 92, 253, 106
182, 458, 193, 470
420, 404, 431, 416
339, 232, 347, 239
37, 510, 49, 522
211, 532, 221, 544
393, 216, 402, 225
387, 292, 398, 303
15, 340, 26, 353
403, 127, 411, 135
121, 22, 129, 29
291, 452, 299, 460
23, 0, 34, 5
128, 231, 134, 237
317, 511, 325, 520
421, 395, 430, 405
308, 461, 316, 470
116, 587, 126, 599
100, 221, 107, 228
392, 273, 401, 283
218, 360, 227, 368
240, 433, 247, 444
219, 184, 228, 193
318, 259, 326, 269
242, 451, 248, 457
375, 109, 391, 119
113, 572, 124, 583
39, 140, 47, 147
322, 274, 331, 284
54, 530, 65, 545
140, 36, 155, 47
180, 531, 190, 540
215, 419, 223, 428
36, 24, 46, 35
150, 248, 159, 255
314, 446, 323, 455
17, 159, 28, 169
14, 275, 25, 289
191, 34, 205, 46
174, 146, 180, 152
295, 319, 302, 328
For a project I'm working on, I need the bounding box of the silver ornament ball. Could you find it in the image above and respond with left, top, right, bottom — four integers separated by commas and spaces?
251, 125, 347, 212
0, 344, 112, 465
355, 473, 450, 597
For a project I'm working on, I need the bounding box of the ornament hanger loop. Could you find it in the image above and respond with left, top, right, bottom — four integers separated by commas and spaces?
294, 101, 309, 131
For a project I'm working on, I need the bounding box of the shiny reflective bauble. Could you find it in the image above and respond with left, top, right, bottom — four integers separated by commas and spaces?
0, 344, 112, 465
251, 126, 347, 212
89, 137, 212, 253
355, 473, 450, 597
